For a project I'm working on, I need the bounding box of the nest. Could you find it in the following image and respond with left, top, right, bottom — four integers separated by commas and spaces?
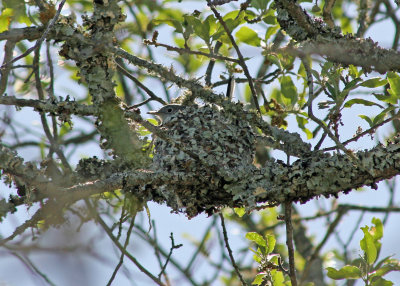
151, 104, 256, 217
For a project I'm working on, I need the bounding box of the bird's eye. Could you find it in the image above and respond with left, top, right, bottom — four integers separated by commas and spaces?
167, 108, 173, 113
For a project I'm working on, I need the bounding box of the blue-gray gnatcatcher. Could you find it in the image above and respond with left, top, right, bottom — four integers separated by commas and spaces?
147, 76, 234, 124
147, 104, 185, 124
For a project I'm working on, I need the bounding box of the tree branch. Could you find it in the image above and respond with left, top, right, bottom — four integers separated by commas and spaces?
284, 202, 297, 286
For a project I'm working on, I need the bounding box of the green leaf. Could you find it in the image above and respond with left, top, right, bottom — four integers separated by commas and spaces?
2, 0, 29, 26
360, 226, 377, 264
265, 25, 278, 41
370, 277, 393, 286
344, 78, 362, 91
373, 93, 398, 104
387, 72, 400, 99
263, 9, 277, 25
375, 256, 395, 269
372, 106, 395, 125
325, 82, 337, 100
39, 139, 46, 160
212, 11, 244, 45
360, 78, 387, 88
222, 10, 245, 30
359, 115, 373, 127
235, 26, 261, 46
344, 98, 383, 108
147, 118, 159, 126
371, 217, 383, 240
251, 0, 271, 10
296, 116, 313, 139
341, 16, 353, 34
310, 69, 320, 81
321, 61, 334, 76
296, 115, 308, 129
374, 258, 400, 277
326, 265, 362, 280
138, 125, 152, 136
0, 8, 13, 33
205, 15, 218, 37
183, 21, 194, 42
298, 61, 306, 78
280, 76, 298, 105
252, 250, 263, 263
153, 18, 183, 33
339, 78, 361, 98
280, 53, 295, 70
245, 232, 267, 247
234, 207, 246, 217
252, 273, 267, 285
348, 65, 361, 78
184, 15, 210, 43
266, 54, 282, 70
271, 89, 290, 108
265, 234, 276, 254
58, 122, 72, 138
271, 270, 285, 284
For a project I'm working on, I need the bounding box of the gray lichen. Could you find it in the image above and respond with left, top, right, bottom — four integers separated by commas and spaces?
150, 104, 256, 217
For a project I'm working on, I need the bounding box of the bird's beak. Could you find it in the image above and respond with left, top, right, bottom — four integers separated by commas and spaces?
147, 110, 159, 115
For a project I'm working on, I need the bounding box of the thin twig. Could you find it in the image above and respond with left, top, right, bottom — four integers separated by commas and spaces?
134, 224, 199, 286
323, 111, 400, 151
0, 95, 96, 115
207, 2, 261, 113
322, 0, 336, 28
219, 213, 248, 286
345, 211, 365, 247
356, 0, 368, 36
145, 39, 240, 64
151, 221, 171, 285
0, 0, 67, 69
11, 251, 57, 286
383, 180, 396, 224
207, 0, 239, 6
132, 98, 153, 108
302, 57, 350, 155
106, 217, 136, 286
284, 201, 297, 286
116, 62, 167, 105
94, 213, 166, 286
158, 233, 183, 280
205, 41, 223, 86
33, 46, 71, 172
300, 209, 345, 284
46, 40, 59, 149
0, 201, 55, 246
338, 204, 400, 212
185, 216, 217, 272
0, 40, 16, 94
122, 0, 171, 101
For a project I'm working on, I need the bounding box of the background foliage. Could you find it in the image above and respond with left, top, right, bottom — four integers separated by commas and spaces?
1, 0, 400, 285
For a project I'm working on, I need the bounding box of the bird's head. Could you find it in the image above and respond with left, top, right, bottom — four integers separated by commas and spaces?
147, 104, 185, 124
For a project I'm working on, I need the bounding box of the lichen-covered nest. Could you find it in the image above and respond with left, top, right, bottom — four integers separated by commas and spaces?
150, 104, 256, 216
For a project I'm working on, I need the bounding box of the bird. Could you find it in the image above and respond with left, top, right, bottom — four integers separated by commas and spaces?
147, 104, 185, 124
147, 76, 235, 124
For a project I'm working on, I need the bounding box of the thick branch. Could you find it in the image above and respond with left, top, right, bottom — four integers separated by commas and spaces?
299, 38, 400, 73
3, 137, 398, 219
0, 95, 97, 116
275, 0, 400, 73
247, 139, 400, 207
